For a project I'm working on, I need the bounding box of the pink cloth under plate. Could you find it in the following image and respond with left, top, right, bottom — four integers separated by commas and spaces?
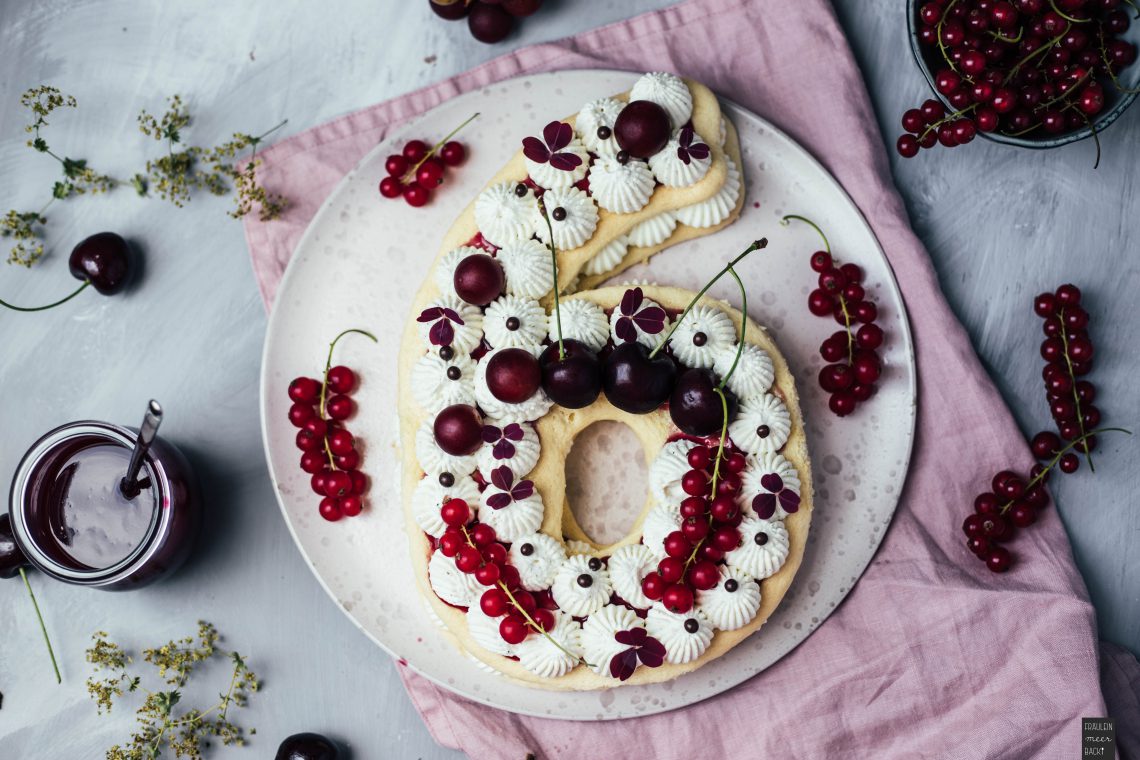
243, 0, 1140, 757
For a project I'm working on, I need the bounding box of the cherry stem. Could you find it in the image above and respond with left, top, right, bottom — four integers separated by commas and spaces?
988, 26, 1024, 43
648, 239, 767, 360
781, 214, 829, 254
536, 197, 565, 359
20, 568, 61, 684
319, 328, 377, 469
401, 112, 480, 185
458, 525, 590, 667
1098, 30, 1140, 94
998, 427, 1132, 514
1048, 0, 1090, 23
782, 215, 855, 362
0, 280, 89, 312
1005, 28, 1068, 84
716, 267, 748, 390
1056, 308, 1095, 471
1077, 109, 1102, 169
917, 103, 978, 141
937, 0, 964, 74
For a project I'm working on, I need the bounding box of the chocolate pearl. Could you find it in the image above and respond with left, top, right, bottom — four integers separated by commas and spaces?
755, 532, 769, 546
724, 579, 739, 593
588, 557, 602, 571
552, 207, 567, 222
756, 424, 771, 439
597, 125, 612, 140
439, 345, 455, 361
446, 366, 462, 380
520, 543, 534, 556
438, 472, 455, 487
576, 573, 593, 588
684, 618, 700, 634
514, 182, 529, 197
692, 331, 707, 346
505, 316, 520, 331
616, 150, 630, 165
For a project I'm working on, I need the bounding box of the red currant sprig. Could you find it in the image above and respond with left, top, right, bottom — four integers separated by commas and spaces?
783, 214, 884, 417
378, 112, 479, 207
899, 0, 1137, 161
1035, 283, 1102, 470
437, 499, 591, 664
963, 284, 1131, 573
287, 327, 377, 522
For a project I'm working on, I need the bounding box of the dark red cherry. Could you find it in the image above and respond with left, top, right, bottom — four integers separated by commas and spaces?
275, 732, 340, 760
603, 342, 677, 414
503, 0, 542, 15
669, 368, 738, 437
467, 2, 515, 43
68, 232, 133, 295
539, 339, 601, 408
613, 100, 672, 158
433, 404, 483, 455
453, 253, 504, 306
486, 348, 541, 403
429, 0, 470, 20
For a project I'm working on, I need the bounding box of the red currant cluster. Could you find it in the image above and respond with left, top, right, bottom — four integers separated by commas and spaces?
429, 0, 543, 45
378, 114, 477, 208
898, 0, 1138, 158
287, 329, 377, 522
963, 284, 1129, 572
436, 498, 559, 646
640, 444, 749, 615
785, 215, 885, 417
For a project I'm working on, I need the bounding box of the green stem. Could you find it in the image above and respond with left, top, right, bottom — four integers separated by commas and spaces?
0, 280, 89, 312
402, 112, 480, 184
1057, 308, 1094, 471
1048, 0, 1090, 23
319, 328, 378, 469
988, 26, 1024, 43
783, 214, 855, 362
537, 197, 564, 358
648, 239, 767, 359
998, 427, 1132, 514
20, 568, 61, 684
936, 0, 963, 74
716, 267, 748, 389
780, 214, 829, 254
1005, 29, 1068, 84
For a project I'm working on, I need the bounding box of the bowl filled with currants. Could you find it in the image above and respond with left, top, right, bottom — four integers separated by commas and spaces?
900, 0, 1140, 157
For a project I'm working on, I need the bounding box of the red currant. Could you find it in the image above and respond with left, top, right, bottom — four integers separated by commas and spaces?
319, 497, 343, 522
480, 588, 508, 617
641, 572, 666, 601
440, 141, 466, 166
404, 182, 431, 207
288, 376, 321, 404
687, 446, 711, 470
661, 584, 695, 614
289, 402, 315, 427
499, 615, 529, 645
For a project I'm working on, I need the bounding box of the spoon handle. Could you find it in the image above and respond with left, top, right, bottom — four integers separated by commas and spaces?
122, 400, 163, 496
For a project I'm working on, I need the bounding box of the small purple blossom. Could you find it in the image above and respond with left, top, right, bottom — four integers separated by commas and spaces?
675, 125, 710, 166
752, 472, 800, 519
608, 628, 666, 680
486, 465, 535, 509
417, 305, 465, 347
481, 423, 525, 460
522, 121, 583, 172
613, 287, 667, 343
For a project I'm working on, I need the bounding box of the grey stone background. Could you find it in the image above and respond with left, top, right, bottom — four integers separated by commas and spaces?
0, 1, 1135, 758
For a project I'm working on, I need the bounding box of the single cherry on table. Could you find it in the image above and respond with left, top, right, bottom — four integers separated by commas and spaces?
1, 231, 135, 313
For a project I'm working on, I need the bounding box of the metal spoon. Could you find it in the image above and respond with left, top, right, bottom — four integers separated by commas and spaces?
120, 400, 163, 498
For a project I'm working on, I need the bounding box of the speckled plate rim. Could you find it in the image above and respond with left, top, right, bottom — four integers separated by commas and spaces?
259, 69, 917, 720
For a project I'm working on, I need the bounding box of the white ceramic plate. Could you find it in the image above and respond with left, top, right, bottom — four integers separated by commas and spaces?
260, 70, 916, 720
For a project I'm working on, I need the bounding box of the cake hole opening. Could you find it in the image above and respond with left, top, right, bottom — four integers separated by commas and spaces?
565, 421, 646, 546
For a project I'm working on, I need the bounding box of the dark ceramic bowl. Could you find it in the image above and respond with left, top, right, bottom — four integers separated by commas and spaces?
905, 0, 1140, 148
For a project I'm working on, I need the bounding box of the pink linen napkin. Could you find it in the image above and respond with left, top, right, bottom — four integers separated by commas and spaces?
243, 1, 1140, 757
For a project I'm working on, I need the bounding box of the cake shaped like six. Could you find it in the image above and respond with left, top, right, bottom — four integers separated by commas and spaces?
397, 72, 813, 689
